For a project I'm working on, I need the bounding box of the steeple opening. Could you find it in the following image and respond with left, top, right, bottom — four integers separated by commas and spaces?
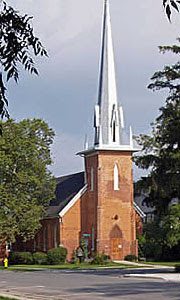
113, 121, 116, 142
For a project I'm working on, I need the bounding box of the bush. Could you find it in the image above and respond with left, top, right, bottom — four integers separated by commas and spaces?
70, 250, 79, 264
9, 252, 33, 265
47, 247, 68, 265
138, 234, 146, 259
33, 252, 47, 265
145, 241, 162, 261
125, 255, 137, 262
175, 264, 180, 273
90, 252, 108, 265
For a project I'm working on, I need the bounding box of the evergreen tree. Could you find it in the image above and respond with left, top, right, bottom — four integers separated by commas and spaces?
0, 118, 55, 243
134, 41, 180, 216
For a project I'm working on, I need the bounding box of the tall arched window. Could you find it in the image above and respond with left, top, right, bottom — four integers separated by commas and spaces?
114, 164, 119, 190
54, 224, 57, 248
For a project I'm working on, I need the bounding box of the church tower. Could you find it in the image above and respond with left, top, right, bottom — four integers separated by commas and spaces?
78, 0, 137, 259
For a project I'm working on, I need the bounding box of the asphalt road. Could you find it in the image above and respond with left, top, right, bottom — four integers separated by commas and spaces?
0, 268, 179, 300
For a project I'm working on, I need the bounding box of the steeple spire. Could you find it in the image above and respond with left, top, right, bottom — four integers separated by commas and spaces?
94, 0, 124, 147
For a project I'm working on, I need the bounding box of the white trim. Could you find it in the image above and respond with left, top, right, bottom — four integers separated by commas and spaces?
59, 185, 87, 217
133, 202, 146, 218
77, 145, 139, 157
77, 151, 99, 158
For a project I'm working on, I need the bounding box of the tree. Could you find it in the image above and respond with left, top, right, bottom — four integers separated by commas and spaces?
163, 0, 180, 21
0, 1, 48, 124
134, 40, 180, 216
0, 118, 55, 243
162, 204, 180, 247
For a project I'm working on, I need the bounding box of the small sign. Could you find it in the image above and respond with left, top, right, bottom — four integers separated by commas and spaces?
83, 233, 91, 237
76, 246, 83, 257
118, 245, 122, 249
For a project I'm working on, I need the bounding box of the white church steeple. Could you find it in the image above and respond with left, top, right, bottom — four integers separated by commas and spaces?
77, 0, 138, 157
94, 0, 124, 147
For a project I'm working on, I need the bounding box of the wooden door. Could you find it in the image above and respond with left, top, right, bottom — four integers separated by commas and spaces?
111, 238, 123, 260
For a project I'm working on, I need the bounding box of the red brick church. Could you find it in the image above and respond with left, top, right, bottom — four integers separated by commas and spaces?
12, 0, 145, 261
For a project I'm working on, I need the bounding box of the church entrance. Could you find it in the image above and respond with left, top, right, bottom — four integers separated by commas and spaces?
110, 238, 123, 260
110, 225, 123, 260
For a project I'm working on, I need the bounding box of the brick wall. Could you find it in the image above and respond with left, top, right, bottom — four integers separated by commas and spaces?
84, 150, 138, 259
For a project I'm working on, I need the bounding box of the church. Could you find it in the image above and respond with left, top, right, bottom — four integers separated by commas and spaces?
12, 0, 145, 261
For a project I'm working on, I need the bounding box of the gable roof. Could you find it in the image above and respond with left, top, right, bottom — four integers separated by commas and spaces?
46, 171, 146, 219
46, 172, 85, 217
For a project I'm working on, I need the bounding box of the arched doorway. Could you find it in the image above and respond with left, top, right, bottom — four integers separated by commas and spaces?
110, 225, 123, 260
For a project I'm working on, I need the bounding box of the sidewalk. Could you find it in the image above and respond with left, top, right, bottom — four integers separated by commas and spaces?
113, 260, 174, 268
114, 260, 180, 282
124, 272, 180, 282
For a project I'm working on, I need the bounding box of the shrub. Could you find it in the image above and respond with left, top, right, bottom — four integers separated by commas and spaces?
175, 264, 180, 273
70, 250, 79, 264
124, 255, 137, 262
90, 252, 108, 265
9, 252, 33, 265
138, 233, 146, 259
47, 247, 68, 265
33, 252, 47, 265
145, 241, 162, 261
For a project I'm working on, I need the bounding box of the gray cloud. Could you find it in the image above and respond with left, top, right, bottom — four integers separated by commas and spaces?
7, 0, 180, 179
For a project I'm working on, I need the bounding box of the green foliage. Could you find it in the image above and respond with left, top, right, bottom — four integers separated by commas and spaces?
134, 41, 180, 260
70, 250, 79, 264
47, 247, 68, 265
124, 255, 137, 262
0, 1, 48, 120
9, 251, 33, 265
90, 252, 109, 265
80, 238, 86, 255
0, 119, 55, 243
33, 252, 47, 265
137, 234, 146, 259
134, 40, 180, 216
162, 204, 180, 248
141, 210, 180, 261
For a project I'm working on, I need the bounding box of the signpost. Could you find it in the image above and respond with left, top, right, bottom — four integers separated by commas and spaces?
82, 233, 91, 266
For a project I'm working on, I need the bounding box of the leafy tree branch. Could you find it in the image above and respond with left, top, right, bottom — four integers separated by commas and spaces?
0, 1, 48, 125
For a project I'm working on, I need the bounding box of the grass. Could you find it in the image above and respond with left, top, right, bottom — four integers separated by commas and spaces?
0, 261, 142, 271
142, 261, 179, 267
0, 297, 18, 300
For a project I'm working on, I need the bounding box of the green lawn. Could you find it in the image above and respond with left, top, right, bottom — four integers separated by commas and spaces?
143, 261, 179, 267
0, 297, 17, 300
0, 261, 142, 271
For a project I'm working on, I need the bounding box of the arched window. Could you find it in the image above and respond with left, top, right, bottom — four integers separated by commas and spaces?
114, 164, 119, 190
91, 167, 94, 191
54, 224, 57, 248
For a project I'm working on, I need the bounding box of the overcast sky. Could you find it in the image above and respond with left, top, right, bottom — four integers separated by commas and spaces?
7, 0, 180, 179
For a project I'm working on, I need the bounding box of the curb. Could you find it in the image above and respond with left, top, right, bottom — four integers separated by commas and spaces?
124, 273, 180, 282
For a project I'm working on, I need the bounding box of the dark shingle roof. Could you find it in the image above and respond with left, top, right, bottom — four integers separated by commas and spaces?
46, 172, 85, 217
46, 170, 147, 218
